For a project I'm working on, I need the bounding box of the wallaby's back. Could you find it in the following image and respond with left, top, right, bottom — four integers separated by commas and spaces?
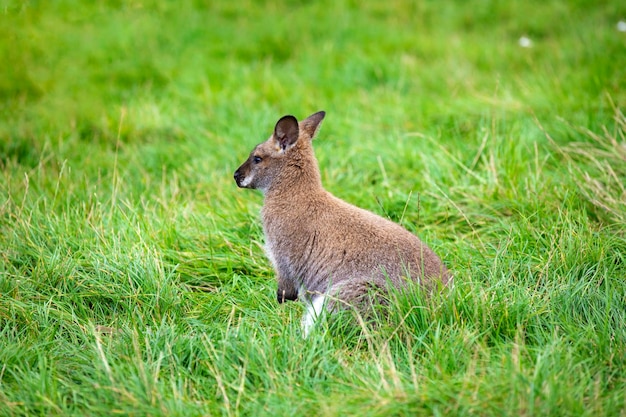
234, 111, 449, 318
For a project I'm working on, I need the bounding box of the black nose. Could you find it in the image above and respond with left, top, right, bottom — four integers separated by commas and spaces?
234, 170, 241, 183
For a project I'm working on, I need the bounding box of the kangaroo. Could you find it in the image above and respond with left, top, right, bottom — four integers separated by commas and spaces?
234, 111, 450, 336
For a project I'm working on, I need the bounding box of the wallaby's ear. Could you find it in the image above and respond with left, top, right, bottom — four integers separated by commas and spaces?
274, 115, 300, 151
300, 111, 326, 140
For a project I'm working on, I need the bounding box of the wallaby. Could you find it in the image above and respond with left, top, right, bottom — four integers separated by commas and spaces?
234, 111, 450, 336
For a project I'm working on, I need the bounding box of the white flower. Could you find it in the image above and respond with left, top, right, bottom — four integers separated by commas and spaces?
617, 21, 626, 32
518, 36, 533, 48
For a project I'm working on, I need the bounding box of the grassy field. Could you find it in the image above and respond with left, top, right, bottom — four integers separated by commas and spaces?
1, 0, 626, 415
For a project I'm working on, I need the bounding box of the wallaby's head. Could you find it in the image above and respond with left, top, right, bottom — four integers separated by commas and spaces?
234, 111, 326, 193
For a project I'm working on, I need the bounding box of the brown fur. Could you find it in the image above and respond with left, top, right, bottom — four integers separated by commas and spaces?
234, 111, 450, 317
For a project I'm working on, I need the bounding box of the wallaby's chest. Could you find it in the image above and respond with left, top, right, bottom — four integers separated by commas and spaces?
261, 203, 320, 274
262, 215, 304, 260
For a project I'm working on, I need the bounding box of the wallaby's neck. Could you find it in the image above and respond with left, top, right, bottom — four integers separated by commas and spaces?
264, 152, 324, 201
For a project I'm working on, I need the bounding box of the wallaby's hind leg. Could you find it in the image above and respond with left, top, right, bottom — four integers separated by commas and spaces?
301, 280, 390, 337
301, 294, 327, 338
330, 279, 388, 313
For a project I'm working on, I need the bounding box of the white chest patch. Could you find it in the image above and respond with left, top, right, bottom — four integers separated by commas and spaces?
264, 240, 277, 269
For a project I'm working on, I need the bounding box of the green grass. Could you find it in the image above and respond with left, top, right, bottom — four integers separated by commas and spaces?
1, 0, 625, 415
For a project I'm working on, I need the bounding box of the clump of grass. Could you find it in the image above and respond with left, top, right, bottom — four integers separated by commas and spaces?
552, 106, 626, 225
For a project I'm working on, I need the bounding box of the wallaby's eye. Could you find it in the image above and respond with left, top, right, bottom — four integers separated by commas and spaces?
253, 156, 262, 164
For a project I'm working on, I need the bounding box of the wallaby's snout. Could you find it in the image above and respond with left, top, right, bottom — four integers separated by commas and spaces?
233, 166, 246, 188
233, 153, 257, 189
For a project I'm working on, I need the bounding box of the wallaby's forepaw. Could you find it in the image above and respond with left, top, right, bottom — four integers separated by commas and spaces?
277, 288, 298, 303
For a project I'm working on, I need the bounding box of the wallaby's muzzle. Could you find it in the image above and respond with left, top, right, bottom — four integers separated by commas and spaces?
234, 160, 255, 189
233, 168, 245, 188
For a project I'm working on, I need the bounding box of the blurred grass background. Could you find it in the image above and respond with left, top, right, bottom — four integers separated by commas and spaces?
1, 0, 625, 415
